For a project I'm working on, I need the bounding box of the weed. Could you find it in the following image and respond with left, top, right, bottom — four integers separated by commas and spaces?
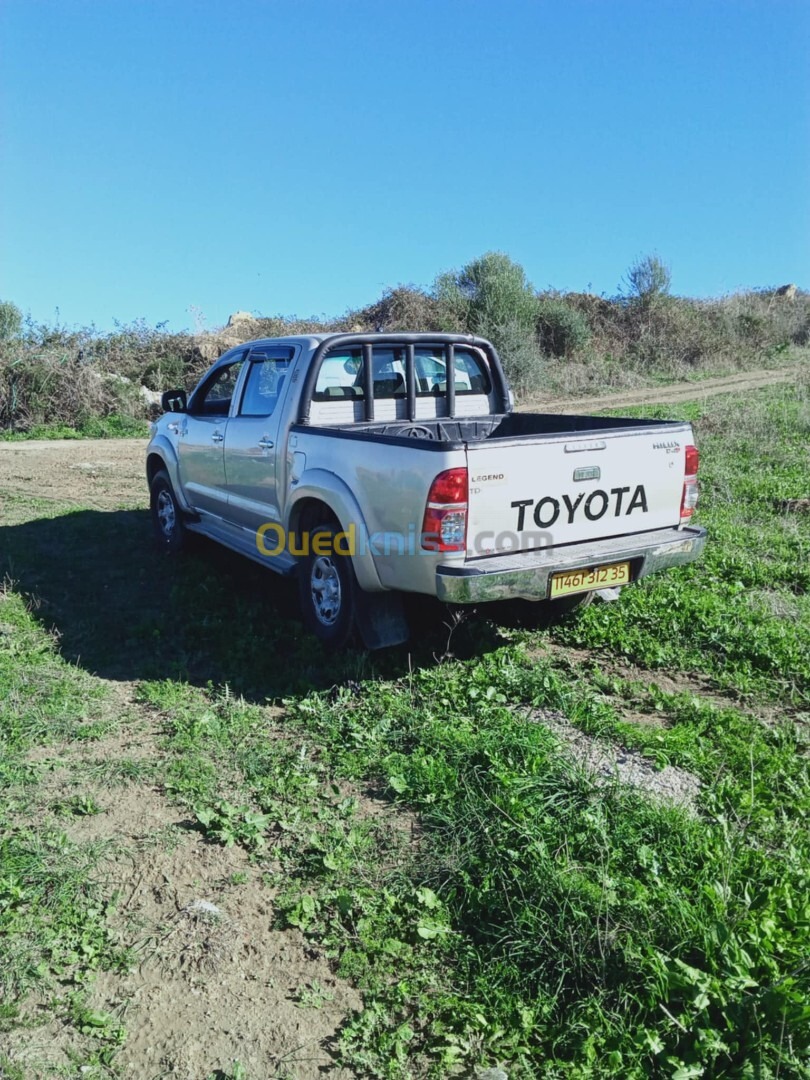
294, 980, 335, 1009
52, 792, 102, 817
195, 800, 271, 850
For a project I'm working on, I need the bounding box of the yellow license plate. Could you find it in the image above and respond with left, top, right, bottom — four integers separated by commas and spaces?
549, 561, 631, 598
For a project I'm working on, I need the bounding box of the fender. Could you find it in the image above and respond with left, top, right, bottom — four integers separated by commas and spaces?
145, 435, 196, 515
286, 468, 384, 593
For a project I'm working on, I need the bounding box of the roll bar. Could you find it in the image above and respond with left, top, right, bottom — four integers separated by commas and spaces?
296, 333, 511, 425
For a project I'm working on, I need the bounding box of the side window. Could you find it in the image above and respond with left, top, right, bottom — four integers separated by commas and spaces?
453, 348, 490, 394
313, 347, 408, 401
193, 358, 245, 416
239, 351, 294, 417
414, 347, 490, 395
313, 349, 364, 400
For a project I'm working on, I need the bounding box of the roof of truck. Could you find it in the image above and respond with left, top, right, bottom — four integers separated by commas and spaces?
221, 332, 495, 354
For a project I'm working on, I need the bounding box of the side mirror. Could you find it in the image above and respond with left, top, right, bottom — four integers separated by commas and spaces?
161, 389, 187, 413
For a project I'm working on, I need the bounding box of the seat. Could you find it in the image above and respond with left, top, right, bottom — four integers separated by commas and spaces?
374, 374, 405, 398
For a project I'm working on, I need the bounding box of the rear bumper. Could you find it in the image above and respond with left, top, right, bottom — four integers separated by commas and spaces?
435, 525, 707, 604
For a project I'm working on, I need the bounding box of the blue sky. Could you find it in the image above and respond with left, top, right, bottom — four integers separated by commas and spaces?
1, 0, 808, 331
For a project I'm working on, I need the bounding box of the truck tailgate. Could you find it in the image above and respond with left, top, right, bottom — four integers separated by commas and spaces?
465, 425, 692, 556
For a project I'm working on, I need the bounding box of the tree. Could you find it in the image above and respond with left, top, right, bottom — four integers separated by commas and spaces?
434, 252, 538, 339
0, 300, 22, 342
621, 254, 672, 307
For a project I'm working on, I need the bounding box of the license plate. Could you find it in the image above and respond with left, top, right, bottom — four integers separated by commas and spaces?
549, 561, 630, 598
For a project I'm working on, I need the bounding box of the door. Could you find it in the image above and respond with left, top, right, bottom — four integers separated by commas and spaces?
222, 346, 295, 536
176, 354, 246, 516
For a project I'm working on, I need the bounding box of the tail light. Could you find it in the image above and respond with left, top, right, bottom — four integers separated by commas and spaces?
422, 468, 468, 551
680, 444, 699, 524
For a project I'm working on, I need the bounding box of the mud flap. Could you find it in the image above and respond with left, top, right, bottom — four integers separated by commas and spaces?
355, 590, 409, 649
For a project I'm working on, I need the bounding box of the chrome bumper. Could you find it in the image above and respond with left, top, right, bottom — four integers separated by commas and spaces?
435, 525, 707, 604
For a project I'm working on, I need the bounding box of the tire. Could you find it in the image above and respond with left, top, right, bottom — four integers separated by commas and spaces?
298, 525, 356, 649
150, 469, 186, 553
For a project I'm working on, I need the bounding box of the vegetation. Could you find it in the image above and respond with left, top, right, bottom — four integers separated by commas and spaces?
0, 382, 807, 1075
1, 256, 808, 434
0, 299, 22, 343
621, 253, 673, 308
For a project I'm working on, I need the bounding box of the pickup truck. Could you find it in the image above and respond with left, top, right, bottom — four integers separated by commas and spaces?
146, 333, 706, 648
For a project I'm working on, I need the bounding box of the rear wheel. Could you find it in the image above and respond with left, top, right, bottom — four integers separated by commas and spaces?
298, 525, 357, 649
150, 469, 186, 553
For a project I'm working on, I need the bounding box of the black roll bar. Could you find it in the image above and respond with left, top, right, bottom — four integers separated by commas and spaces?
297, 332, 511, 425
446, 341, 456, 419
405, 343, 416, 421
362, 342, 374, 421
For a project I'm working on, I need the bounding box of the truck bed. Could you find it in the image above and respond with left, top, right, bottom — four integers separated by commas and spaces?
302, 411, 681, 448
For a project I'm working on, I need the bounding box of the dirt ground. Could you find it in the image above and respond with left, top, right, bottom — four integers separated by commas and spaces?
3, 684, 363, 1079
0, 437, 147, 511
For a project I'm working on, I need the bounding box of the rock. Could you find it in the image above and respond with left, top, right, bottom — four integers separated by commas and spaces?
226, 310, 258, 328
776, 284, 797, 300
525, 708, 702, 810
140, 386, 163, 408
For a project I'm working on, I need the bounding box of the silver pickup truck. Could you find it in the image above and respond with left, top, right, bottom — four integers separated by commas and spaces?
146, 333, 706, 648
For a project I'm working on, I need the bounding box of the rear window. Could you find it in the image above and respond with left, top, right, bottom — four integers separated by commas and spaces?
313, 345, 490, 400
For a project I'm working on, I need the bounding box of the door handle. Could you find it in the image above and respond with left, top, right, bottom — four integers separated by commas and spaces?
211, 431, 224, 443
258, 437, 274, 449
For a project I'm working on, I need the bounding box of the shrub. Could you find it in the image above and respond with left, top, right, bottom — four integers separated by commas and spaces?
434, 252, 538, 339
489, 318, 546, 398
0, 301, 22, 343
536, 298, 591, 358
346, 285, 443, 333
0, 350, 140, 431
621, 253, 672, 308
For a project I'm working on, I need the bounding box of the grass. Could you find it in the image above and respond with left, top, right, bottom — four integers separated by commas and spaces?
0, 382, 808, 1076
0, 412, 148, 441
0, 586, 130, 1073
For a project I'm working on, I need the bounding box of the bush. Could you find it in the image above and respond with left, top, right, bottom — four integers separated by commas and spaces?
0, 301, 22, 343
346, 285, 443, 333
621, 253, 672, 308
489, 318, 546, 398
536, 298, 591, 358
0, 350, 140, 432
434, 252, 538, 339
89, 320, 205, 389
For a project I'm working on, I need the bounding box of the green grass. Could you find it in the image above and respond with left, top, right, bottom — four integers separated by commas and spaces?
0, 587, 130, 1073
0, 382, 808, 1077
0, 412, 148, 440
552, 387, 810, 703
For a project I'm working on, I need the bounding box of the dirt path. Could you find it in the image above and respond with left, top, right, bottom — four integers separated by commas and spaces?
0, 365, 802, 514
520, 363, 803, 413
